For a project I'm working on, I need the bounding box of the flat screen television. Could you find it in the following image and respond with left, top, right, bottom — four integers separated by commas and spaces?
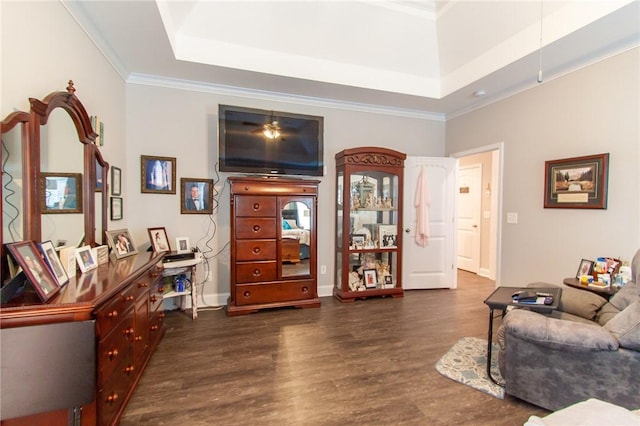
218, 105, 324, 176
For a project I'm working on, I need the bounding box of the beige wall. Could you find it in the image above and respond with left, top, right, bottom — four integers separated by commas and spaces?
447, 47, 640, 285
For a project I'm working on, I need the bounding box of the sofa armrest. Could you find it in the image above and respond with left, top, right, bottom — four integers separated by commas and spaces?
504, 309, 619, 351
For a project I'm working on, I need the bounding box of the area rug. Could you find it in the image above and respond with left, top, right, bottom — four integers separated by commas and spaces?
435, 336, 505, 399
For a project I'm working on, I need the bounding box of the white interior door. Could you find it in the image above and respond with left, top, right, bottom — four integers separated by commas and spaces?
456, 164, 481, 273
402, 156, 456, 289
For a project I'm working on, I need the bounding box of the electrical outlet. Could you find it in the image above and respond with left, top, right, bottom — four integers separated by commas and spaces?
507, 212, 518, 224
320, 265, 327, 274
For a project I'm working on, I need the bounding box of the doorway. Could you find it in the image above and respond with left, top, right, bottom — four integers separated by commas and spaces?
452, 144, 503, 283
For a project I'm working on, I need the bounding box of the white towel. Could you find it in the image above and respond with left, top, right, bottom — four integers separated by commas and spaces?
414, 165, 431, 247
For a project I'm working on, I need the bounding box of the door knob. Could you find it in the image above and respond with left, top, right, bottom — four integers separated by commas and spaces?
405, 228, 410, 233
472, 225, 478, 228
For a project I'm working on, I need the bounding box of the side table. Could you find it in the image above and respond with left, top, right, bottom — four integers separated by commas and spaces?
483, 286, 562, 386
161, 253, 203, 319
563, 277, 618, 298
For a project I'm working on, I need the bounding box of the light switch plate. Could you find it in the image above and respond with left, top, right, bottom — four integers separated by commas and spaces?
507, 212, 518, 224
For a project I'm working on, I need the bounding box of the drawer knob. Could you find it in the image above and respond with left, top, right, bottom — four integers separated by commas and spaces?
253, 269, 261, 277
302, 286, 309, 293
158, 286, 165, 293
151, 325, 159, 331
107, 310, 118, 318
125, 295, 134, 302
252, 224, 261, 233
106, 393, 119, 404
158, 313, 166, 319
124, 327, 134, 337
243, 291, 251, 298
135, 336, 143, 341
252, 202, 260, 211
138, 282, 149, 288
150, 295, 158, 302
123, 365, 135, 375
252, 247, 261, 254
107, 349, 119, 360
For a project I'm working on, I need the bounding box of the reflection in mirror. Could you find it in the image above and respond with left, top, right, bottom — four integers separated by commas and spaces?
2, 124, 25, 243
40, 108, 84, 247
281, 201, 312, 277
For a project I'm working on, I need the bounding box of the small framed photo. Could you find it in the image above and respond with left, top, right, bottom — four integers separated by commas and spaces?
40, 172, 83, 214
544, 153, 609, 209
111, 166, 121, 196
351, 234, 366, 250
38, 240, 69, 286
106, 229, 138, 259
181, 178, 214, 214
75, 245, 98, 273
175, 237, 190, 253
6, 241, 60, 302
576, 259, 595, 279
378, 224, 398, 248
148, 227, 171, 252
141, 155, 176, 194
363, 269, 378, 289
110, 197, 123, 220
384, 275, 394, 288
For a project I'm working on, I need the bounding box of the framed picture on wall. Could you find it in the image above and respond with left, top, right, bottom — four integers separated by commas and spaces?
544, 153, 609, 209
141, 155, 176, 194
181, 178, 213, 214
110, 197, 123, 221
111, 166, 121, 196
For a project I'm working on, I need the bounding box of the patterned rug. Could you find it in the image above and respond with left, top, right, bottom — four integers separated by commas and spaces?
435, 336, 505, 399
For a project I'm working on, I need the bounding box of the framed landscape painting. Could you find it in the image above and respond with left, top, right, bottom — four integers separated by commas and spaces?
544, 153, 609, 209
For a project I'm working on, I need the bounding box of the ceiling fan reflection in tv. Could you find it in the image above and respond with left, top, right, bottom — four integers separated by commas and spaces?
218, 105, 324, 177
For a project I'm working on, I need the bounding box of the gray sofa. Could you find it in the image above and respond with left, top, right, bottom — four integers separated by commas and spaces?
497, 249, 640, 411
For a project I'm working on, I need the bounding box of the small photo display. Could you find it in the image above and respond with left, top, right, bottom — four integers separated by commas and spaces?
75, 245, 98, 273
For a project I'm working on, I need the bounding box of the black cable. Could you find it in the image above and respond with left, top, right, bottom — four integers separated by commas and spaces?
2, 137, 22, 241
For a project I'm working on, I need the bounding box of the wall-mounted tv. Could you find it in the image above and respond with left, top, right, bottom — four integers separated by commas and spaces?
218, 105, 324, 177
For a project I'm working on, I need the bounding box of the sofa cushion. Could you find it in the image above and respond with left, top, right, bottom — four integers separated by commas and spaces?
604, 300, 640, 350
505, 309, 619, 351
527, 282, 607, 320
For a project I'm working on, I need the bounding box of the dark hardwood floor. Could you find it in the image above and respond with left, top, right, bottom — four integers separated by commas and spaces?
121, 271, 548, 425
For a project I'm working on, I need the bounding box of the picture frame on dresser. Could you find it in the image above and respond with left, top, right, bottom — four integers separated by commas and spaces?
148, 227, 171, 252
106, 229, 138, 259
6, 241, 60, 302
38, 240, 69, 286
363, 269, 378, 289
175, 237, 190, 253
75, 245, 98, 273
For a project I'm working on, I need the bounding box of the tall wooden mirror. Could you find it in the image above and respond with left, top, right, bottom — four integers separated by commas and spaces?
1, 81, 108, 269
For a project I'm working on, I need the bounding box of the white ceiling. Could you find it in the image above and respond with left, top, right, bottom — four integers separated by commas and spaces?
64, 0, 639, 119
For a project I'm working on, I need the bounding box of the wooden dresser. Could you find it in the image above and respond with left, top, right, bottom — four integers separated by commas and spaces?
227, 176, 320, 316
0, 252, 166, 426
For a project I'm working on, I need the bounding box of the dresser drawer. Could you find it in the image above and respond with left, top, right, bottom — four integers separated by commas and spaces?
95, 286, 135, 338
97, 361, 135, 426
236, 240, 277, 261
235, 196, 276, 217
133, 266, 161, 299
235, 281, 315, 306
236, 261, 277, 283
236, 218, 277, 239
97, 308, 134, 385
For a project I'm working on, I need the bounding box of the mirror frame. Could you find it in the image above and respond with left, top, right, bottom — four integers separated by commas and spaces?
1, 110, 31, 262
27, 81, 108, 247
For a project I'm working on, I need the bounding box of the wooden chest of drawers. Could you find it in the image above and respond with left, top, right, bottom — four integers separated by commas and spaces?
227, 176, 320, 316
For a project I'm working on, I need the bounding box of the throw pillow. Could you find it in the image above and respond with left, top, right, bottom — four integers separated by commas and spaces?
604, 300, 640, 350
558, 285, 608, 320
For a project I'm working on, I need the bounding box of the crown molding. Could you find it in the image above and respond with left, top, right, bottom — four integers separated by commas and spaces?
127, 73, 446, 122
